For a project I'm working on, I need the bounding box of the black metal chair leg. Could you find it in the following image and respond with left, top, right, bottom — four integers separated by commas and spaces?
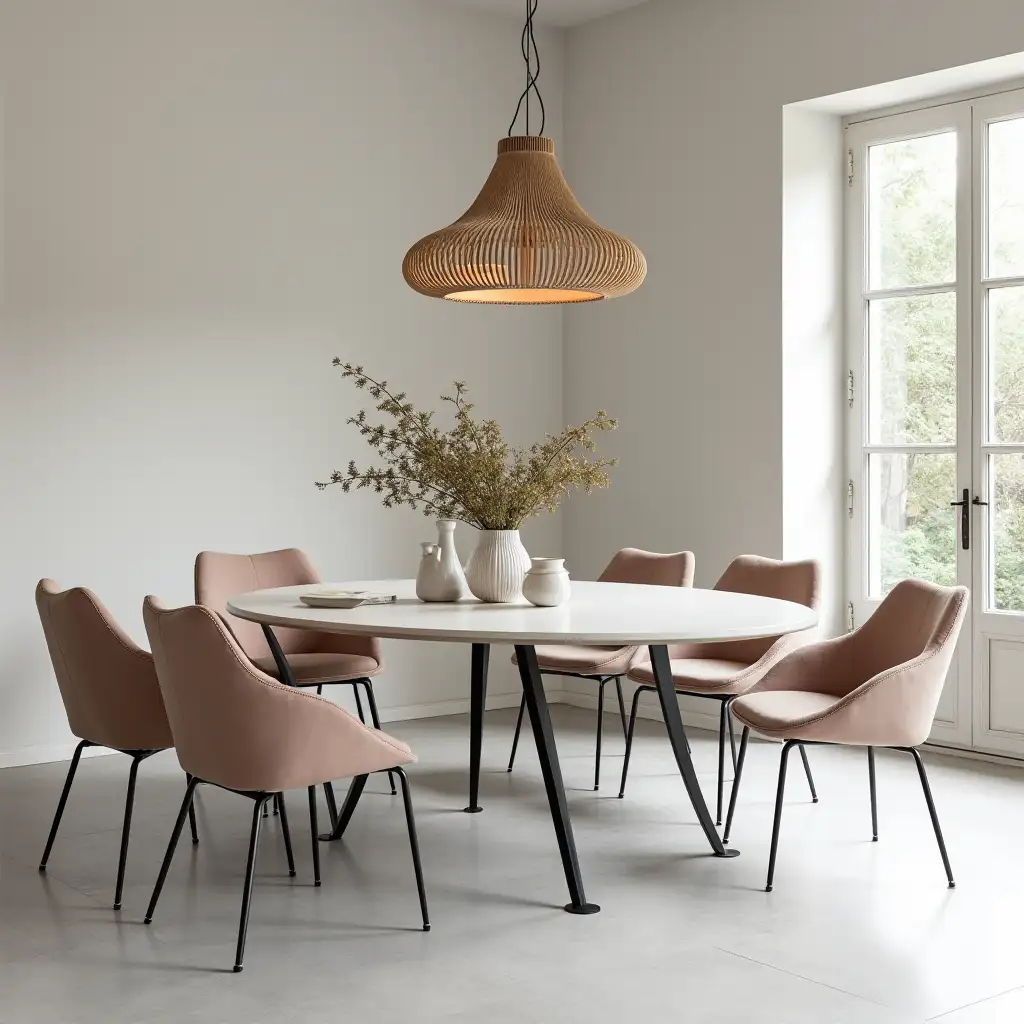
277, 791, 295, 877
798, 745, 819, 803
868, 746, 878, 841
114, 754, 148, 909
594, 679, 606, 791
39, 739, 89, 870
307, 786, 321, 886
726, 700, 737, 771
614, 677, 628, 738
618, 685, 645, 799
186, 774, 199, 845
903, 747, 955, 888
320, 774, 368, 841
394, 767, 430, 931
145, 778, 200, 923
323, 782, 339, 829
507, 694, 527, 773
723, 726, 749, 843
360, 680, 397, 795
766, 740, 797, 892
716, 700, 728, 826
234, 797, 269, 973
353, 684, 366, 723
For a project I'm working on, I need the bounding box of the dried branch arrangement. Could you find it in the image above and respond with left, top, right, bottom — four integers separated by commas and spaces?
317, 360, 617, 530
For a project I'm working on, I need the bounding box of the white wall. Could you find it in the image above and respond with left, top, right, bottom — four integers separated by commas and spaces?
563, 0, 1024, 591
781, 107, 844, 638
0, 0, 566, 766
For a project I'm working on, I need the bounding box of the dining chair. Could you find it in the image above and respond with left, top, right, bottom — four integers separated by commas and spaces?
723, 578, 969, 892
621, 555, 821, 826
142, 597, 428, 973
195, 548, 396, 817
34, 579, 198, 909
506, 548, 695, 790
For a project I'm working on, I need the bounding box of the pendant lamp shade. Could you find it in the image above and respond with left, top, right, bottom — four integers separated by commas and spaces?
402, 136, 646, 305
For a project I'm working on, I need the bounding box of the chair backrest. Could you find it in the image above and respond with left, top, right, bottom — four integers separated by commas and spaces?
143, 597, 402, 792
35, 580, 172, 751
194, 548, 379, 664
598, 548, 695, 588
839, 578, 969, 700
683, 555, 820, 663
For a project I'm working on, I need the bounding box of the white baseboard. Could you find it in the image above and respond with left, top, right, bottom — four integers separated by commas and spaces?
0, 742, 117, 770
375, 690, 525, 725
556, 687, 722, 735
12, 691, 1021, 772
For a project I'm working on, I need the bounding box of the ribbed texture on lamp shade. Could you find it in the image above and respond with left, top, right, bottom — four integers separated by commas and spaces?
402, 136, 646, 304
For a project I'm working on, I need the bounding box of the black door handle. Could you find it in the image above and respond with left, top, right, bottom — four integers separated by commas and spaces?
950, 488, 969, 550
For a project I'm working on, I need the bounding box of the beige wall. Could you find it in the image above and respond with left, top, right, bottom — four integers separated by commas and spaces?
562, 0, 1024, 596
0, 0, 565, 765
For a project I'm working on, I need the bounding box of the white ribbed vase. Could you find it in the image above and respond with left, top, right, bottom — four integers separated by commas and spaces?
465, 530, 531, 603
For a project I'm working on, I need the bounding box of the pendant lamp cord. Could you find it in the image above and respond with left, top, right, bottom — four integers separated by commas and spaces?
507, 0, 545, 137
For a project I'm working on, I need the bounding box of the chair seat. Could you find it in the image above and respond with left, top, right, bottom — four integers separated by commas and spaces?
629, 657, 756, 694
513, 644, 636, 677
730, 690, 840, 737
252, 652, 381, 687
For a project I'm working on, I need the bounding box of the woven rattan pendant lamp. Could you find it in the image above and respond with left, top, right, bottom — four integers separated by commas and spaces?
402, 1, 646, 305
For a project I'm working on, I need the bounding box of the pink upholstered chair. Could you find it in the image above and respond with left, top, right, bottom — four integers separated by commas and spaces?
506, 548, 695, 790
195, 548, 395, 812
623, 555, 821, 826
34, 580, 197, 909
723, 578, 969, 892
142, 597, 427, 973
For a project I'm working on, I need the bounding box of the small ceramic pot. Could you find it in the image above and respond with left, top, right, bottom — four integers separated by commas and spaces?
522, 557, 571, 607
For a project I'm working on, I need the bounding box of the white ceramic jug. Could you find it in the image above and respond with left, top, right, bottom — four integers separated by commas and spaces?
416, 519, 468, 602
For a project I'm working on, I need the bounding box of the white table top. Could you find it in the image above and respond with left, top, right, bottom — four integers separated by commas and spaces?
226, 580, 818, 646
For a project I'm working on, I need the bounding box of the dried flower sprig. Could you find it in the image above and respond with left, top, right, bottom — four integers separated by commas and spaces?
317, 360, 617, 530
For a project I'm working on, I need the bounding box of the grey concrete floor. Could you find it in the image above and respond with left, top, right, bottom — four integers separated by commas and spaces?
1, 705, 1023, 1023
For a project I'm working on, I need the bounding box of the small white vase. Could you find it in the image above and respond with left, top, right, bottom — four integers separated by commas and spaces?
416, 520, 468, 602
465, 530, 531, 603
522, 557, 571, 607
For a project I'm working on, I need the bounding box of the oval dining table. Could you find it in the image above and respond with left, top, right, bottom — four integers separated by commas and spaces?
227, 579, 817, 914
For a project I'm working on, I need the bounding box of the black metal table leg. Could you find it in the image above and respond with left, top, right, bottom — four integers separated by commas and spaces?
465, 643, 489, 813
515, 644, 599, 914
507, 693, 527, 773
647, 645, 738, 858
320, 774, 368, 842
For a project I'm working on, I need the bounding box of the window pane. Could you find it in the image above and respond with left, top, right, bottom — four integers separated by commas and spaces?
992, 453, 1024, 612
868, 292, 956, 444
868, 132, 956, 290
990, 286, 1024, 442
988, 116, 1024, 279
868, 452, 956, 598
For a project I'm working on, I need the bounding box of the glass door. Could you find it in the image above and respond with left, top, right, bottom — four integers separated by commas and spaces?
846, 103, 974, 748
971, 90, 1024, 756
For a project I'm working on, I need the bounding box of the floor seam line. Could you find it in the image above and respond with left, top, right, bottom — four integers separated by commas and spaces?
714, 946, 907, 1015
926, 982, 1024, 1021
